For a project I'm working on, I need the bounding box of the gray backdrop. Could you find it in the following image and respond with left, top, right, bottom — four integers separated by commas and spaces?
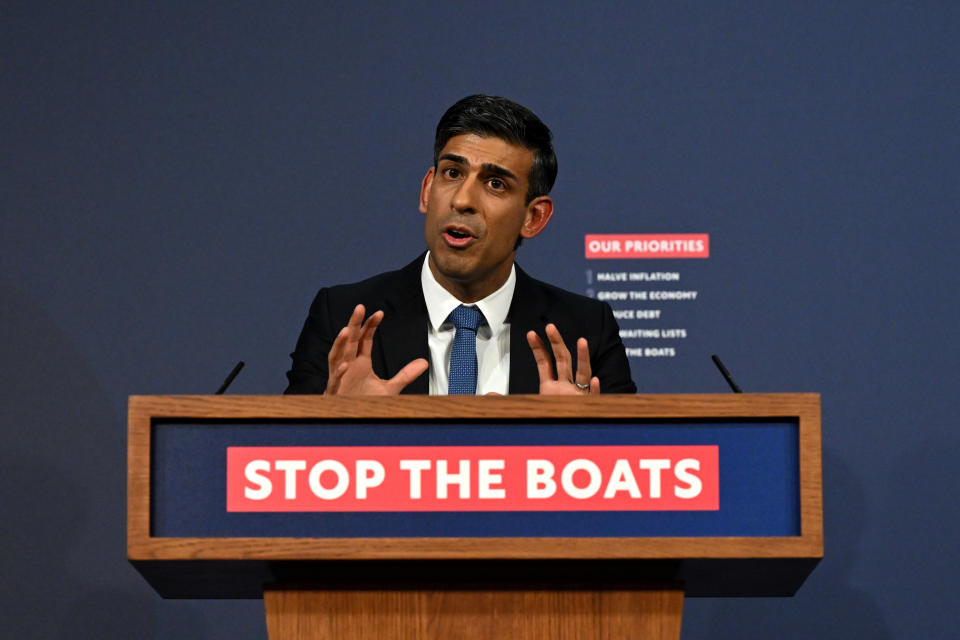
2, 1, 957, 638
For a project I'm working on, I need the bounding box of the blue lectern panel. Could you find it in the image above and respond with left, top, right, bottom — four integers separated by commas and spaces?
151, 419, 799, 538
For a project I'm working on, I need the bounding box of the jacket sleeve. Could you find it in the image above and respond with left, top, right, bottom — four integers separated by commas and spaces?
593, 301, 637, 394
284, 288, 335, 394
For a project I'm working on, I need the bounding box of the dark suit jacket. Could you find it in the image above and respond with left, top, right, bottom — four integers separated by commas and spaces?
284, 254, 636, 394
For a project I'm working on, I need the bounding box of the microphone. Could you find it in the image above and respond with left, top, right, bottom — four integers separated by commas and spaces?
215, 361, 245, 394
711, 354, 742, 393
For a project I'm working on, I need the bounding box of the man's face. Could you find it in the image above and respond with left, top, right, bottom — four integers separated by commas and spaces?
420, 133, 553, 302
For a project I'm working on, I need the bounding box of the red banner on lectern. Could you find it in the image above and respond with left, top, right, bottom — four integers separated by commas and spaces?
226, 445, 719, 512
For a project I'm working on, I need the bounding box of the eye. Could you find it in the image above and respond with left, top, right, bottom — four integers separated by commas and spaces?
443, 167, 461, 179
488, 178, 506, 191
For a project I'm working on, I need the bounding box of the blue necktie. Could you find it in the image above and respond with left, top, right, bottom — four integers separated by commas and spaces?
447, 304, 484, 395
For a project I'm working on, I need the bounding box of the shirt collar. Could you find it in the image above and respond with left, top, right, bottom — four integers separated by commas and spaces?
420, 251, 515, 334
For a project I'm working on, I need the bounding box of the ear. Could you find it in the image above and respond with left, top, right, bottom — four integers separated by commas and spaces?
520, 196, 554, 239
419, 167, 435, 214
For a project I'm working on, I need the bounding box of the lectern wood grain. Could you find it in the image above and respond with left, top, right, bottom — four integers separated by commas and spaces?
264, 587, 684, 640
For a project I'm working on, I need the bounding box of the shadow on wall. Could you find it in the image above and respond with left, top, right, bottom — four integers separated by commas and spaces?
0, 277, 207, 638
685, 450, 891, 639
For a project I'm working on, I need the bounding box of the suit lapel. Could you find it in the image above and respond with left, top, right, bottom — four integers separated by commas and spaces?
377, 255, 430, 395
376, 258, 553, 395
508, 266, 549, 394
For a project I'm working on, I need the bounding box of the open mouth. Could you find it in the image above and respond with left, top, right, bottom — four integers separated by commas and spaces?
442, 225, 477, 247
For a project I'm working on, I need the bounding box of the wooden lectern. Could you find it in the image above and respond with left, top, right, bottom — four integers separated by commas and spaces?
128, 394, 822, 639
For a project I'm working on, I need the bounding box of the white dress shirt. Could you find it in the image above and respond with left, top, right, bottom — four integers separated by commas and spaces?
420, 252, 515, 395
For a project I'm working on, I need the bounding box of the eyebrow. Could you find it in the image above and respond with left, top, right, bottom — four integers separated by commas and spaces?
438, 153, 519, 182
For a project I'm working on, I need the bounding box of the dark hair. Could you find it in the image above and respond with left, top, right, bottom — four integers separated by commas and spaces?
433, 94, 558, 204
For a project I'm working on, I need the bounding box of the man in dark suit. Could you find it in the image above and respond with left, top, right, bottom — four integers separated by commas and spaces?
286, 95, 635, 396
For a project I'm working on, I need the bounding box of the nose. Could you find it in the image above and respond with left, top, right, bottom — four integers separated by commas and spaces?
450, 174, 479, 213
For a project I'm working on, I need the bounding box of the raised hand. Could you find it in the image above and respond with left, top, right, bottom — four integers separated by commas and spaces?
526, 323, 600, 395
325, 304, 428, 395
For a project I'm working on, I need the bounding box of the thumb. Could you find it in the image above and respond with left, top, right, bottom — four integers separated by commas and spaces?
385, 358, 429, 393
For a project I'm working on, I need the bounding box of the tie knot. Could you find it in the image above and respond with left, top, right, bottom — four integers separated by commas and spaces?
448, 304, 484, 332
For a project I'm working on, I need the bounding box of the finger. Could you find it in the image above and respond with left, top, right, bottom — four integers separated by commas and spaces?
385, 358, 429, 394
341, 304, 366, 361
590, 376, 601, 394
324, 361, 349, 396
545, 324, 573, 383
358, 310, 384, 357
346, 303, 366, 327
526, 330, 556, 382
326, 325, 350, 371
575, 337, 593, 386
